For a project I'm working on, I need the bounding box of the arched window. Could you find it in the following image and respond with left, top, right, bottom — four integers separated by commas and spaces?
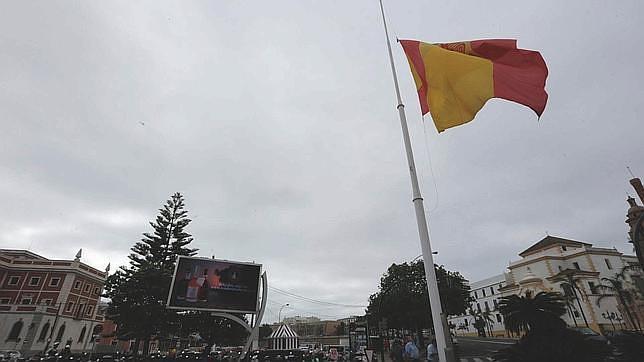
55, 324, 66, 342
38, 322, 51, 341
92, 324, 103, 341
78, 326, 86, 343
7, 320, 23, 341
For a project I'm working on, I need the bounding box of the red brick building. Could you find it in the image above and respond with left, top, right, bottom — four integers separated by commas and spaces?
0, 249, 108, 357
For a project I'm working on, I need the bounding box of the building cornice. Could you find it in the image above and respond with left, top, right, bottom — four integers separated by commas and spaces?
509, 248, 622, 269
0, 256, 107, 282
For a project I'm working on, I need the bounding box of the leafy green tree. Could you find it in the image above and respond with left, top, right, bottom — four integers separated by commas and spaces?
104, 193, 198, 354
366, 260, 471, 333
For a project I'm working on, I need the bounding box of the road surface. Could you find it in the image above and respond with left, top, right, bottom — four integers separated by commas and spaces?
455, 336, 516, 361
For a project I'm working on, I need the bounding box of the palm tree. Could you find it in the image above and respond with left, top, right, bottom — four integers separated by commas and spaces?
469, 308, 487, 337
482, 307, 496, 337
560, 274, 590, 328
560, 286, 579, 327
498, 291, 567, 335
495, 291, 615, 362
596, 266, 642, 331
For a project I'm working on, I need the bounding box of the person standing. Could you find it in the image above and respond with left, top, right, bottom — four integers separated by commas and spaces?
426, 338, 439, 362
404, 336, 420, 362
390, 339, 403, 362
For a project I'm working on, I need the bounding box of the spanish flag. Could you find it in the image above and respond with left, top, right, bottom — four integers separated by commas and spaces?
400, 39, 548, 132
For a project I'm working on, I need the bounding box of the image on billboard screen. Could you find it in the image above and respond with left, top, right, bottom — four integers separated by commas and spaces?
167, 256, 261, 313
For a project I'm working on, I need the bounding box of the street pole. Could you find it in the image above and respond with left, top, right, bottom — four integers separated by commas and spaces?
377, 1, 453, 361
278, 303, 290, 323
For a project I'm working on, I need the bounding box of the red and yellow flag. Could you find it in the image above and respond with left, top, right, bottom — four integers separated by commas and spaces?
399, 39, 548, 132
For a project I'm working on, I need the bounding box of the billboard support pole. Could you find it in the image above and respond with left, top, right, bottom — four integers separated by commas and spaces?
211, 271, 268, 360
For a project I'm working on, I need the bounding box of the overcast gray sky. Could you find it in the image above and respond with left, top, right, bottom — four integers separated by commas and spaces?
2, 0, 643, 322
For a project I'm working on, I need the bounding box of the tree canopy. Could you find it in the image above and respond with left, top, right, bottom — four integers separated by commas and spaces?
366, 261, 471, 331
498, 291, 566, 334
103, 193, 198, 347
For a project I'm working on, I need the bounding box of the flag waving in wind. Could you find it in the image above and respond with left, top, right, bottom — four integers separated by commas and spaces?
400, 39, 548, 132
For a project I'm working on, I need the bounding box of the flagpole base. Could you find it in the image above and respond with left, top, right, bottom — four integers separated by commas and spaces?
444, 347, 457, 362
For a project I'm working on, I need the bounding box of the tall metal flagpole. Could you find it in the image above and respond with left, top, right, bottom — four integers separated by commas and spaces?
377, 1, 451, 361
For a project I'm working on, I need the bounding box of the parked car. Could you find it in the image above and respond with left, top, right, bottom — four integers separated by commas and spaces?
605, 330, 644, 361
569, 327, 609, 344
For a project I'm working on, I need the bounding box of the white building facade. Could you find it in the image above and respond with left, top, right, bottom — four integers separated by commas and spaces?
449, 274, 507, 337
449, 236, 643, 336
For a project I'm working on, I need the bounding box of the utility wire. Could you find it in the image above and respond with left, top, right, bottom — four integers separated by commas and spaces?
269, 286, 367, 308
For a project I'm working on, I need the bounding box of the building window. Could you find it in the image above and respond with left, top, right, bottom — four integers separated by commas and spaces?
7, 320, 23, 341
490, 287, 494, 295
573, 311, 580, 318
474, 291, 478, 298
604, 259, 613, 270
55, 324, 65, 342
29, 277, 41, 286
464, 319, 469, 326
92, 325, 103, 338
77, 304, 85, 317
38, 322, 50, 341
86, 305, 94, 316
0, 298, 10, 304
477, 303, 481, 312
573, 262, 581, 270
562, 246, 567, 251
93, 287, 100, 295
74, 281, 82, 289
49, 278, 61, 287
493, 299, 499, 309
41, 299, 53, 306
8, 276, 20, 286
66, 302, 75, 312
484, 301, 490, 311
21, 297, 33, 305
496, 314, 502, 323
482, 289, 486, 297
78, 326, 87, 343
588, 282, 597, 294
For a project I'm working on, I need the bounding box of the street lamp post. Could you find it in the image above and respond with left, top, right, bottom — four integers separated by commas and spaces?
278, 303, 290, 323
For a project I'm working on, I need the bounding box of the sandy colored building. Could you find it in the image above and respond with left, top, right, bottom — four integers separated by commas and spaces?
450, 236, 643, 336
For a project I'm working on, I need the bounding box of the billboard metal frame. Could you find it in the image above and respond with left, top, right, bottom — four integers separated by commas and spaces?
165, 255, 268, 359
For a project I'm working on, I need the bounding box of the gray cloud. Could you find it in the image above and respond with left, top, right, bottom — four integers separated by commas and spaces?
1, 0, 643, 321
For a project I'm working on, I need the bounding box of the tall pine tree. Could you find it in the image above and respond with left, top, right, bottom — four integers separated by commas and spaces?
104, 192, 197, 354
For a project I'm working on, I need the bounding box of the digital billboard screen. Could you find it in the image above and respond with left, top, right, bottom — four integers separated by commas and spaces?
167, 256, 261, 314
